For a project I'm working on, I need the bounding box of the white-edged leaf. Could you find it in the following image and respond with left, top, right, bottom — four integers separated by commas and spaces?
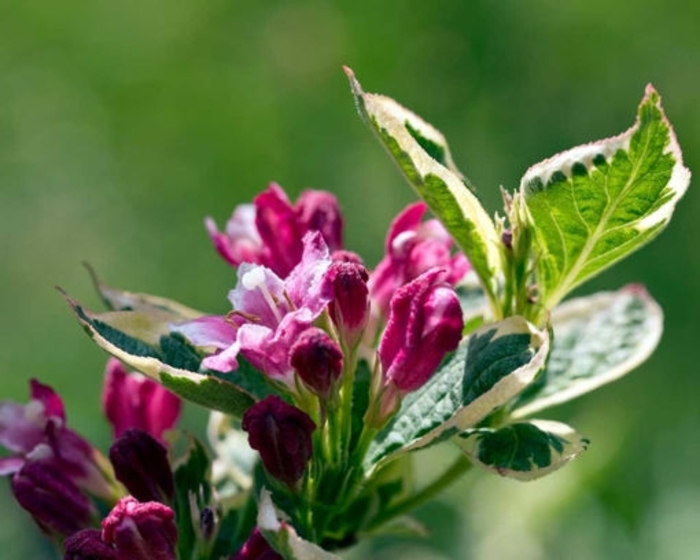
520, 85, 690, 309
364, 317, 549, 473
346, 67, 502, 302
61, 290, 267, 417
454, 420, 588, 481
512, 285, 662, 418
258, 489, 340, 560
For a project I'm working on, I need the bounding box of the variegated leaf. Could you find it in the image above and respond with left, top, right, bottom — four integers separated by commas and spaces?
520, 85, 690, 309
365, 317, 549, 473
346, 67, 502, 304
454, 420, 588, 481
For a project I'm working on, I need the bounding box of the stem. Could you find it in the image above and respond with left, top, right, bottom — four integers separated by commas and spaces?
364, 454, 473, 532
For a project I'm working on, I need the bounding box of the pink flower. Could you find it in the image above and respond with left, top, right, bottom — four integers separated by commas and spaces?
172, 232, 333, 382
102, 359, 181, 444
206, 183, 343, 277
369, 202, 470, 317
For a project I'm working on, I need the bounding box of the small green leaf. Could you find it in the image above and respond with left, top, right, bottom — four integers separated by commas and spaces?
520, 85, 690, 309
455, 420, 588, 481
345, 67, 502, 305
512, 285, 662, 418
364, 317, 549, 473
172, 435, 213, 558
257, 490, 341, 560
61, 290, 260, 417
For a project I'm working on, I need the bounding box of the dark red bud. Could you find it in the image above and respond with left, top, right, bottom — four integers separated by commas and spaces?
290, 328, 343, 397
241, 396, 315, 489
231, 528, 283, 560
12, 461, 94, 539
109, 429, 174, 504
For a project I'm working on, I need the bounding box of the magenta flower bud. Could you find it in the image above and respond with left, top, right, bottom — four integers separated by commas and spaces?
64, 529, 119, 560
290, 328, 343, 397
109, 429, 174, 504
232, 528, 283, 560
102, 359, 181, 444
330, 249, 364, 265
241, 396, 316, 489
326, 261, 370, 348
295, 189, 344, 253
378, 268, 464, 394
12, 460, 95, 538
101, 497, 177, 560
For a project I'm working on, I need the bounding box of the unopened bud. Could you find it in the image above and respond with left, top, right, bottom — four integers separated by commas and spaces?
241, 396, 315, 489
109, 429, 174, 504
326, 261, 370, 348
290, 328, 343, 398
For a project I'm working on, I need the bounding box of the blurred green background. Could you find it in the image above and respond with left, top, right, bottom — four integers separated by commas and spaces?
1, 1, 698, 558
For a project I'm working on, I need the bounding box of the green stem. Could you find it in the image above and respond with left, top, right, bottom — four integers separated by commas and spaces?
364, 454, 473, 532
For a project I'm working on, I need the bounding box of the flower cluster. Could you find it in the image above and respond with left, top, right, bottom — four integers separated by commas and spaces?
1, 183, 467, 558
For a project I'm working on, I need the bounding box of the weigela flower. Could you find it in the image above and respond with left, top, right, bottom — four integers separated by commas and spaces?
375, 268, 463, 422
206, 183, 343, 278
172, 232, 333, 382
369, 202, 470, 317
231, 527, 282, 560
0, 380, 112, 500
241, 396, 316, 489
102, 359, 181, 444
108, 429, 174, 504
290, 328, 343, 398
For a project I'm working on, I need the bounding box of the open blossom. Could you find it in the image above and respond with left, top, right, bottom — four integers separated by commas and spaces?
206, 183, 344, 277
102, 359, 181, 444
0, 380, 112, 500
369, 202, 470, 317
172, 231, 333, 381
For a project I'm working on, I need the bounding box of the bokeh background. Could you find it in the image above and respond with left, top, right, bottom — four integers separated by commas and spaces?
1, 1, 698, 558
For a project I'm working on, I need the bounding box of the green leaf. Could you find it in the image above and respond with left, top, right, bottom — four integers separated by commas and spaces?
345, 67, 502, 305
454, 420, 588, 481
61, 290, 261, 417
257, 490, 341, 560
172, 435, 213, 558
520, 85, 690, 309
84, 262, 204, 319
364, 317, 549, 473
512, 285, 662, 418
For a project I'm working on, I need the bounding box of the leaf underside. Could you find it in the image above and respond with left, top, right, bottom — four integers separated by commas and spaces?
513, 285, 662, 417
